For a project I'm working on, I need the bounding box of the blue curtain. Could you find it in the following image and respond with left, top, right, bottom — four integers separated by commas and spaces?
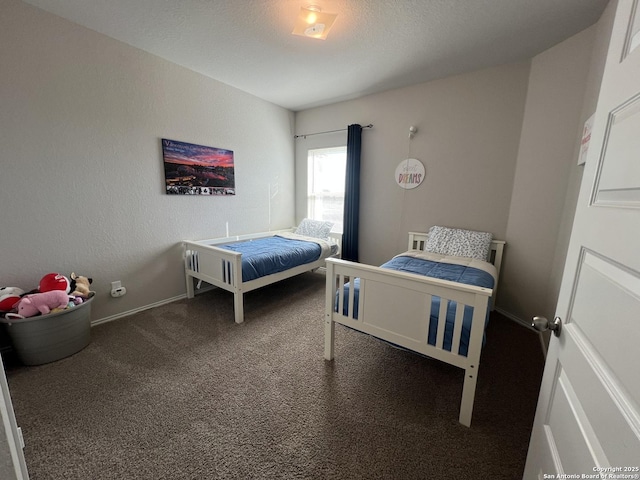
342, 124, 362, 262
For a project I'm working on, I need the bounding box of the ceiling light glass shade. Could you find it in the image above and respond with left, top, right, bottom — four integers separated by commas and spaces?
292, 7, 337, 40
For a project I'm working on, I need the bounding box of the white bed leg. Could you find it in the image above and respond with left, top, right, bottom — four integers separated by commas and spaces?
186, 275, 195, 299
324, 318, 335, 360
324, 259, 337, 360
234, 291, 244, 324
459, 368, 478, 427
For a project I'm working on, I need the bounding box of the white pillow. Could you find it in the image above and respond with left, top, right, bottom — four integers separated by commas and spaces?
425, 226, 493, 261
295, 218, 334, 240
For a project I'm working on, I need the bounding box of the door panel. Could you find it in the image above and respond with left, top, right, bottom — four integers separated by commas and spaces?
560, 330, 639, 467
547, 365, 602, 474
571, 250, 640, 401
592, 92, 640, 205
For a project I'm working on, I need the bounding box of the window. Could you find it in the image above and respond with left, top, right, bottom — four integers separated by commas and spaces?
307, 146, 346, 233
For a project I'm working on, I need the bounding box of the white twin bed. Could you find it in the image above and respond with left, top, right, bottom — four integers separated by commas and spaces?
324, 228, 505, 427
184, 220, 340, 324
184, 224, 504, 427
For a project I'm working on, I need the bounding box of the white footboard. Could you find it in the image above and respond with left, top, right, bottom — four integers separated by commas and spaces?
184, 230, 342, 324
184, 240, 245, 323
324, 257, 492, 427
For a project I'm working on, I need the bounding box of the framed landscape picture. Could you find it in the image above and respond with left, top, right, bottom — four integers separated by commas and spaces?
162, 138, 235, 195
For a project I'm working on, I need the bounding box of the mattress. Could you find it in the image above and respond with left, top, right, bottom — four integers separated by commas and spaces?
219, 234, 334, 282
337, 252, 496, 356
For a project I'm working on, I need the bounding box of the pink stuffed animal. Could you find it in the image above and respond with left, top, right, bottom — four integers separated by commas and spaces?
14, 290, 71, 318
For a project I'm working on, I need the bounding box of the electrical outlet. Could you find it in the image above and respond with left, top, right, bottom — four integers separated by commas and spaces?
111, 287, 127, 297
110, 281, 126, 298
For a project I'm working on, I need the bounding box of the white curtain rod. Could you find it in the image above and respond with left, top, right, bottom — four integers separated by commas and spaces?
294, 124, 373, 139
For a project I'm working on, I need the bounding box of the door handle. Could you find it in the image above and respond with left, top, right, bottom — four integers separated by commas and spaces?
532, 316, 562, 337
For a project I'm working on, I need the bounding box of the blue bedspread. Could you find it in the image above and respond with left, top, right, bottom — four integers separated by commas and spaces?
338, 255, 495, 357
219, 235, 322, 282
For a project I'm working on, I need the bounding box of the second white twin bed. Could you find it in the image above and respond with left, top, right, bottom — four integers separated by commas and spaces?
325, 227, 504, 427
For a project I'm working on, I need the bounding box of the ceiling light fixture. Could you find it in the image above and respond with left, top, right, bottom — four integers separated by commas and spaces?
292, 5, 338, 40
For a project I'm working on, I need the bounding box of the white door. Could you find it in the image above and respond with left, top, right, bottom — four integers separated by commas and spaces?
1, 354, 29, 480
523, 0, 640, 477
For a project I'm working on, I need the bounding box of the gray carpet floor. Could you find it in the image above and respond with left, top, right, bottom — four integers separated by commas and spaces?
5, 270, 544, 479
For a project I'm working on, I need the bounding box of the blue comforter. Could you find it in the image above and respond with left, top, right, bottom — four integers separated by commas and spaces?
338, 255, 495, 356
219, 235, 322, 282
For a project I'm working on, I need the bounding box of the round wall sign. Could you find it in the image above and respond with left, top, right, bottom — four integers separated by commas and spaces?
395, 158, 425, 189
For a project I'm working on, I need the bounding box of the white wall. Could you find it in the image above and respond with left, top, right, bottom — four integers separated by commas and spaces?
0, 0, 295, 328
295, 63, 531, 268
545, 3, 615, 327
500, 25, 604, 324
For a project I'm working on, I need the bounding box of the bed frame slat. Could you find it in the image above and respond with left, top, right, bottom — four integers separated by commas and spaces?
450, 303, 465, 355
348, 276, 356, 319
435, 299, 448, 349
338, 274, 345, 318
423, 293, 432, 343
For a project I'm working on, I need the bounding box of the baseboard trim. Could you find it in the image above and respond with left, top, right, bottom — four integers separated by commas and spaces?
91, 294, 186, 327
91, 284, 218, 327
494, 307, 547, 359
494, 307, 532, 330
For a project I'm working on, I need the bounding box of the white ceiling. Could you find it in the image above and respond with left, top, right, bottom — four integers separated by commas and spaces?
22, 0, 609, 111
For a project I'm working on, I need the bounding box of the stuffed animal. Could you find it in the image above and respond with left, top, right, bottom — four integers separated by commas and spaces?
39, 273, 70, 294
14, 290, 72, 318
69, 273, 93, 298
0, 287, 25, 312
71, 296, 84, 305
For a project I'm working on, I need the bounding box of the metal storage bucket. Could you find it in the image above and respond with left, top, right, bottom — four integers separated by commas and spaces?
1, 295, 93, 366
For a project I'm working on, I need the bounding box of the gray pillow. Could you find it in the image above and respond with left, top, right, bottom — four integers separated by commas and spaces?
425, 226, 493, 261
